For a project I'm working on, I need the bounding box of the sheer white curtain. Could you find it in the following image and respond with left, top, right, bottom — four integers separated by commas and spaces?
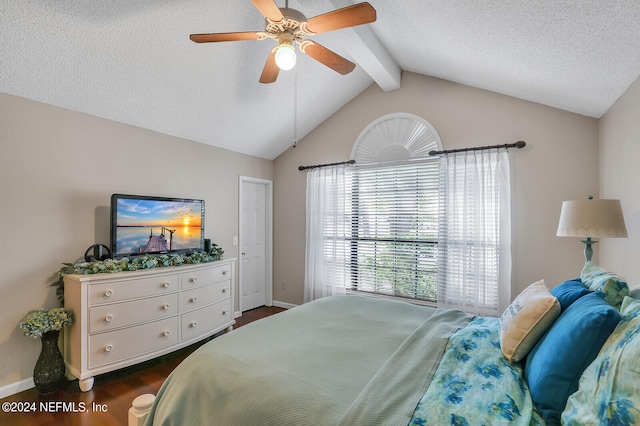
437, 149, 512, 316
304, 166, 349, 303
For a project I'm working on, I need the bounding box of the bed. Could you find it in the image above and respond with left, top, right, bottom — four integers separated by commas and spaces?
133, 262, 640, 426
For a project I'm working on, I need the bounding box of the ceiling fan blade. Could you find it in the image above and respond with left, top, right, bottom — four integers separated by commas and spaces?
251, 0, 284, 22
299, 40, 355, 75
304, 2, 376, 34
259, 49, 280, 84
190, 31, 264, 43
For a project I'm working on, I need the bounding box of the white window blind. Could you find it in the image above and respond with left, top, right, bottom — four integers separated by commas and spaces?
343, 160, 440, 301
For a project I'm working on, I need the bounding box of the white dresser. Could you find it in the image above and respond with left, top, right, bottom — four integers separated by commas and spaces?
63, 259, 235, 391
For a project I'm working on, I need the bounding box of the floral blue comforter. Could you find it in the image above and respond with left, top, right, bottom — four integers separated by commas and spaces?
410, 317, 545, 426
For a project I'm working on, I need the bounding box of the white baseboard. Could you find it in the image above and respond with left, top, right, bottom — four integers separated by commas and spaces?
272, 300, 298, 310
0, 377, 34, 399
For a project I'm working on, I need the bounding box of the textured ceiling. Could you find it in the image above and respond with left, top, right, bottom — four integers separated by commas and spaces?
2, 1, 639, 160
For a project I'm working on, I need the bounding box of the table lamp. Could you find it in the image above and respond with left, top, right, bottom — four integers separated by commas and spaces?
556, 196, 627, 262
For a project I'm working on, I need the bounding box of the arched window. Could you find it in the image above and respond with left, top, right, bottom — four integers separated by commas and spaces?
351, 112, 442, 163
347, 113, 443, 302
305, 113, 511, 316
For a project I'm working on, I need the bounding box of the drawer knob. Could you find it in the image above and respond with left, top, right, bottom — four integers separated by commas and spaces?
221, 288, 227, 293
105, 345, 113, 352
105, 314, 113, 322
222, 270, 228, 275
190, 321, 198, 328
222, 310, 228, 316
190, 297, 197, 303
163, 330, 170, 337
104, 290, 113, 297
162, 304, 170, 310
190, 277, 198, 283
162, 282, 170, 288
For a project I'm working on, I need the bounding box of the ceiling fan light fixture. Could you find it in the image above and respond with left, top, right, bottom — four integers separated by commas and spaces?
190, 1, 377, 83
275, 42, 296, 70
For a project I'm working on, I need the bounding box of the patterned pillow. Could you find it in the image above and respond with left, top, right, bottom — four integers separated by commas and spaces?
581, 262, 629, 309
499, 280, 560, 362
562, 296, 640, 425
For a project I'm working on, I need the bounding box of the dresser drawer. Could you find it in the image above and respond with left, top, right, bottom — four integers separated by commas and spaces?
181, 299, 232, 342
179, 280, 230, 313
89, 293, 178, 333
89, 274, 179, 306
180, 264, 231, 289
89, 317, 179, 369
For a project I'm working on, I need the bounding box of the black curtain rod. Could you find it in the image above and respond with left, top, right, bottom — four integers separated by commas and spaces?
298, 159, 356, 171
298, 141, 525, 170
428, 140, 526, 156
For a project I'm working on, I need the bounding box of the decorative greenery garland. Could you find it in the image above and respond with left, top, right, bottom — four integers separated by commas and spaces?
52, 244, 224, 305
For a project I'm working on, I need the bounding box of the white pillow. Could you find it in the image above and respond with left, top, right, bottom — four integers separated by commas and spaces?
499, 280, 561, 362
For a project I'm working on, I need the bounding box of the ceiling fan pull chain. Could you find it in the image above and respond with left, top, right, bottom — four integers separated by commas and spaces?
293, 65, 298, 148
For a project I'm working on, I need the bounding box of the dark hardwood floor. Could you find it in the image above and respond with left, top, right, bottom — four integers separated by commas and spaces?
0, 305, 286, 426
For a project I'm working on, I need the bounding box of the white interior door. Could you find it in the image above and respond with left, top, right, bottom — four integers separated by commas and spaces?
239, 178, 272, 312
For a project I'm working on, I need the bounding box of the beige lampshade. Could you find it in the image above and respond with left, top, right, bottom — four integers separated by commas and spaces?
557, 199, 628, 238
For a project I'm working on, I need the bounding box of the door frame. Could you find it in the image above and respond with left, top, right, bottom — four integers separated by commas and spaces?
238, 176, 273, 313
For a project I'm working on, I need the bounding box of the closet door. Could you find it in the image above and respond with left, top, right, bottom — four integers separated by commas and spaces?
239, 177, 272, 312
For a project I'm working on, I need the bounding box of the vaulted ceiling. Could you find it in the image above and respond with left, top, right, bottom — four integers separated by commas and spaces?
2, 1, 639, 159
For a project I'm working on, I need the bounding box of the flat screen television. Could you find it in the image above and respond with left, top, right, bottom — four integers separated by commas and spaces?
110, 193, 205, 258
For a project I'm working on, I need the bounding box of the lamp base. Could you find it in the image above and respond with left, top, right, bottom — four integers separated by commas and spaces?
580, 237, 597, 263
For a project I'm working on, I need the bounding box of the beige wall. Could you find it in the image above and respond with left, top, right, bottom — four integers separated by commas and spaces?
600, 76, 640, 286
273, 72, 600, 306
0, 93, 273, 394
0, 70, 610, 394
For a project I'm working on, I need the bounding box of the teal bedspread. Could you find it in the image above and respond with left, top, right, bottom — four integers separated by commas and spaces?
145, 296, 536, 426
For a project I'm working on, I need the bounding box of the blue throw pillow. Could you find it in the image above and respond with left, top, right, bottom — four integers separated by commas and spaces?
524, 292, 621, 426
551, 278, 590, 312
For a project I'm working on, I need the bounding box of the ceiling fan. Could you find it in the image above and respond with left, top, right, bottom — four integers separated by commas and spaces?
190, 0, 377, 83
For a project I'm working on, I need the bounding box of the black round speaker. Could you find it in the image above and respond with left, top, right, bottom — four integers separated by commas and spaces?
84, 244, 111, 262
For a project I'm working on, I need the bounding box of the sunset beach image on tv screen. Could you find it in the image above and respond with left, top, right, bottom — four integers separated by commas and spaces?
114, 197, 203, 255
